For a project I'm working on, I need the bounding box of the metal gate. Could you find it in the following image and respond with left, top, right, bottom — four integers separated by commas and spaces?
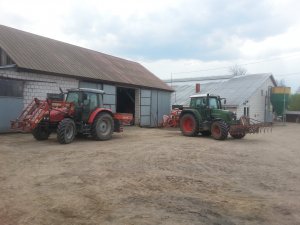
0, 79, 24, 132
150, 90, 158, 127
140, 89, 171, 127
157, 90, 171, 126
140, 89, 151, 126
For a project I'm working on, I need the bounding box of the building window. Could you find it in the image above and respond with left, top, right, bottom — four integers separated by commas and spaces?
261, 89, 264, 96
6, 54, 12, 65
0, 47, 14, 66
0, 48, 4, 66
0, 79, 24, 97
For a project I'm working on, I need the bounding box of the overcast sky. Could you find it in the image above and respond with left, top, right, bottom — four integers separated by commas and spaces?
1, 0, 300, 91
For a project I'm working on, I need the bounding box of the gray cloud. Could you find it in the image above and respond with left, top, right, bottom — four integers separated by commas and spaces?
60, 0, 293, 61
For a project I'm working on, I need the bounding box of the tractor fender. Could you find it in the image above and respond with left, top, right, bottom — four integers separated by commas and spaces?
179, 109, 202, 124
88, 108, 114, 124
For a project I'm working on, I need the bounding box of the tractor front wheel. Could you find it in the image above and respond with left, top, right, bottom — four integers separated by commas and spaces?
180, 113, 199, 136
57, 118, 76, 144
92, 113, 114, 141
211, 121, 228, 140
32, 124, 51, 141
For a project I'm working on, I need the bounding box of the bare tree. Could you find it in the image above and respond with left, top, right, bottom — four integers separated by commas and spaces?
276, 79, 286, 87
229, 64, 247, 76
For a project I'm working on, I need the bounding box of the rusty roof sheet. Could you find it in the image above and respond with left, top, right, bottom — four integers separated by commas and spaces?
0, 25, 172, 91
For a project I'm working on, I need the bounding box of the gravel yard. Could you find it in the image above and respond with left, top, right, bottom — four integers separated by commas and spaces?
0, 123, 300, 225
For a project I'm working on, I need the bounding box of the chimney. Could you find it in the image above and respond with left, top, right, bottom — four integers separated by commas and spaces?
195, 83, 200, 93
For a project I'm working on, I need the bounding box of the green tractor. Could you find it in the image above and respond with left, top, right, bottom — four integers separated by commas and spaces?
179, 94, 267, 140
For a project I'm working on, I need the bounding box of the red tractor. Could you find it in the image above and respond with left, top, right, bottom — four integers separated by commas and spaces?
11, 88, 133, 144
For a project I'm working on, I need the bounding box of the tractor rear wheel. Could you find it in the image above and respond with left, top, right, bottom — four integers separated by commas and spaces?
57, 118, 76, 144
92, 113, 114, 141
180, 113, 199, 136
211, 120, 228, 140
32, 124, 51, 141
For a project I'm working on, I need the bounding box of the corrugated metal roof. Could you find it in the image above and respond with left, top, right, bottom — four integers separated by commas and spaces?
171, 73, 276, 106
0, 25, 172, 91
164, 74, 233, 83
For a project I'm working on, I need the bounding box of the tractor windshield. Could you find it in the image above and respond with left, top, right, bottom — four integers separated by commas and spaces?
66, 92, 80, 106
208, 97, 221, 109
82, 92, 99, 111
190, 97, 207, 108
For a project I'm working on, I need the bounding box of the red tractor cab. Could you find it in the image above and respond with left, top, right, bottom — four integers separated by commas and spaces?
11, 88, 133, 144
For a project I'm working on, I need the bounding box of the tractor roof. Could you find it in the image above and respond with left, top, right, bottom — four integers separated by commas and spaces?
68, 88, 105, 94
190, 93, 220, 98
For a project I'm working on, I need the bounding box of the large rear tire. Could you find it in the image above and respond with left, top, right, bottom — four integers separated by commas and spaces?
57, 118, 76, 144
211, 120, 228, 140
32, 124, 51, 141
180, 113, 199, 136
92, 113, 114, 141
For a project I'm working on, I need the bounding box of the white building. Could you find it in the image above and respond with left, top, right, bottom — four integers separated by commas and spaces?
165, 74, 277, 122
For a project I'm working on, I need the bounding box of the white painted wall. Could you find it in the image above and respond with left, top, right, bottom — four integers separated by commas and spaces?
236, 77, 274, 122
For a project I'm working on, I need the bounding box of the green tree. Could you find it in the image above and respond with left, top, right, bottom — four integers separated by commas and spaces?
288, 94, 300, 111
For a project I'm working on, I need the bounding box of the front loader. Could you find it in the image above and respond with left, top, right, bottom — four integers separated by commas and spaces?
11, 88, 133, 144
179, 94, 272, 140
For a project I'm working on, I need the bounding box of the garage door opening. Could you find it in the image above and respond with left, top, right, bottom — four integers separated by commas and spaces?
117, 87, 135, 125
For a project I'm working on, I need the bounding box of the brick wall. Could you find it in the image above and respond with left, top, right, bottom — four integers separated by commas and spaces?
0, 70, 78, 108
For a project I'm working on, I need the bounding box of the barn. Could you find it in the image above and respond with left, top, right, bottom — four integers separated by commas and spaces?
0, 25, 172, 132
165, 73, 277, 122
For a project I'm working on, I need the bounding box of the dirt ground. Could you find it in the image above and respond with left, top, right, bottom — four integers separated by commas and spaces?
0, 123, 300, 225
